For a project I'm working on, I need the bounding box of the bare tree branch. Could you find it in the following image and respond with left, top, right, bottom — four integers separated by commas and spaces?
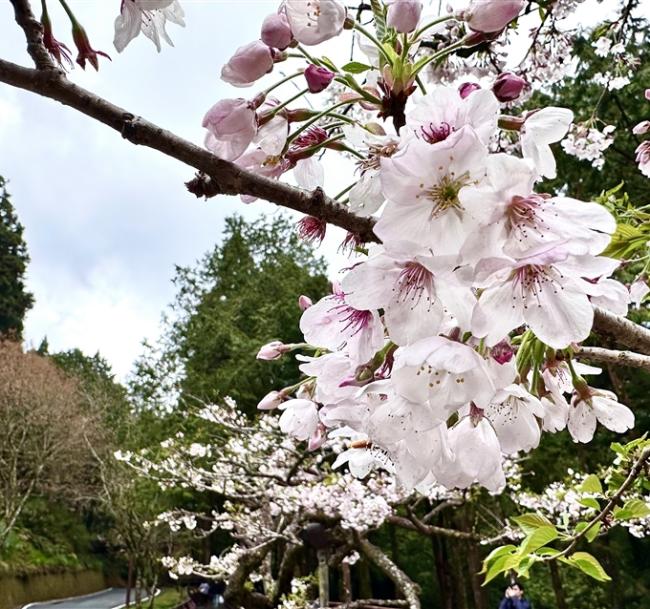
574, 346, 650, 371
355, 534, 421, 609
592, 307, 650, 356
10, 0, 56, 70
0, 57, 378, 243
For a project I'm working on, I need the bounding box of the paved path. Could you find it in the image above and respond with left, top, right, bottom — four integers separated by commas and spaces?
24, 588, 146, 609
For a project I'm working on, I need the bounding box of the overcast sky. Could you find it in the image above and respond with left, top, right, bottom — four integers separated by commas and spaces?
0, 0, 624, 379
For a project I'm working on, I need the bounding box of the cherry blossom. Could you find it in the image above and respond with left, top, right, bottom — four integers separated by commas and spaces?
284, 0, 347, 46
520, 107, 574, 178
471, 246, 618, 348
568, 388, 635, 443
114, 0, 185, 52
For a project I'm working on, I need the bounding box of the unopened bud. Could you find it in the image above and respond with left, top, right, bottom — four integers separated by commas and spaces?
257, 340, 290, 360
298, 295, 313, 311
257, 390, 286, 410
304, 64, 335, 93
493, 72, 527, 102
458, 82, 481, 99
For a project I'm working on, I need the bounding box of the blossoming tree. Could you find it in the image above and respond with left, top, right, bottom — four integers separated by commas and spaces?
2, 0, 650, 604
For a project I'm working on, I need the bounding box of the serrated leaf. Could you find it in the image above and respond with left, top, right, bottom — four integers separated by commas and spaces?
512, 513, 554, 535
579, 474, 603, 495
567, 552, 611, 582
579, 497, 600, 510
613, 499, 650, 521
341, 61, 372, 74
483, 553, 515, 585
520, 526, 559, 555
481, 545, 517, 573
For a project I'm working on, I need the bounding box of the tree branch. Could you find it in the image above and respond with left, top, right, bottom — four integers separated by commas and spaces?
543, 445, 650, 562
592, 307, 650, 356
0, 57, 378, 243
574, 346, 650, 371
10, 0, 56, 71
355, 534, 421, 609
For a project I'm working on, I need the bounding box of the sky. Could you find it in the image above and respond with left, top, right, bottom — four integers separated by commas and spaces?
0, 0, 626, 380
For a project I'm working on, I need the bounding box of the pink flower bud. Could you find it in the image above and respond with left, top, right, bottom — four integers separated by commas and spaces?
490, 340, 514, 365
492, 72, 527, 102
304, 64, 335, 93
298, 295, 313, 311
458, 82, 481, 98
202, 98, 257, 161
633, 120, 650, 135
257, 390, 285, 410
221, 40, 274, 88
465, 0, 524, 33
261, 13, 293, 50
257, 340, 290, 360
308, 423, 327, 451
645, 89, 650, 101
386, 0, 423, 33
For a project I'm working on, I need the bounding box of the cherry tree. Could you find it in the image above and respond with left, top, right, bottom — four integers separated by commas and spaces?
3, 0, 650, 599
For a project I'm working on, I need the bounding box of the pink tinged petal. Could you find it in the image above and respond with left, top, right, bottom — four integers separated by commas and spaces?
472, 282, 525, 346
294, 157, 324, 190
523, 284, 593, 349
524, 107, 574, 144
341, 258, 399, 310
285, 0, 347, 46
386, 0, 423, 33
349, 172, 385, 217
568, 400, 597, 443
278, 399, 320, 441
583, 278, 630, 317
254, 115, 288, 156
384, 291, 445, 345
630, 278, 650, 307
540, 395, 569, 432
261, 12, 293, 49
220, 40, 273, 87
466, 0, 524, 33
591, 395, 634, 433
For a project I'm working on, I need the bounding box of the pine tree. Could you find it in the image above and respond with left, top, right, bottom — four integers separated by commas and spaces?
0, 176, 34, 339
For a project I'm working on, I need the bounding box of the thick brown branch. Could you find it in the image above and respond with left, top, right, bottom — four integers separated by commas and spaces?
387, 514, 476, 540
574, 346, 650, 371
592, 307, 650, 356
355, 534, 421, 609
10, 0, 56, 70
0, 58, 378, 243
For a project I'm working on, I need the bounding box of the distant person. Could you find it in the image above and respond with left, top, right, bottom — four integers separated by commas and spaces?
498, 582, 531, 609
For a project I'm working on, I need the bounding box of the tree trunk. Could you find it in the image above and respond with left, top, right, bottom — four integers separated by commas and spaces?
465, 541, 487, 609
431, 536, 453, 609
548, 561, 568, 609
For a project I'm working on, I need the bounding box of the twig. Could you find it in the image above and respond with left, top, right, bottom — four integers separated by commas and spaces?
543, 445, 650, 562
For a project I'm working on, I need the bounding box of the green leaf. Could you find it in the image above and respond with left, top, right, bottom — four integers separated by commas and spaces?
341, 61, 373, 74
579, 497, 600, 510
512, 513, 554, 535
575, 521, 600, 542
483, 553, 515, 585
520, 526, 559, 555
579, 474, 603, 495
481, 545, 517, 573
613, 499, 650, 521
566, 552, 611, 582
602, 223, 648, 259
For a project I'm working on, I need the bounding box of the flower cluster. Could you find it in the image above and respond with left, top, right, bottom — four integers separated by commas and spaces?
561, 122, 615, 169
202, 1, 642, 494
